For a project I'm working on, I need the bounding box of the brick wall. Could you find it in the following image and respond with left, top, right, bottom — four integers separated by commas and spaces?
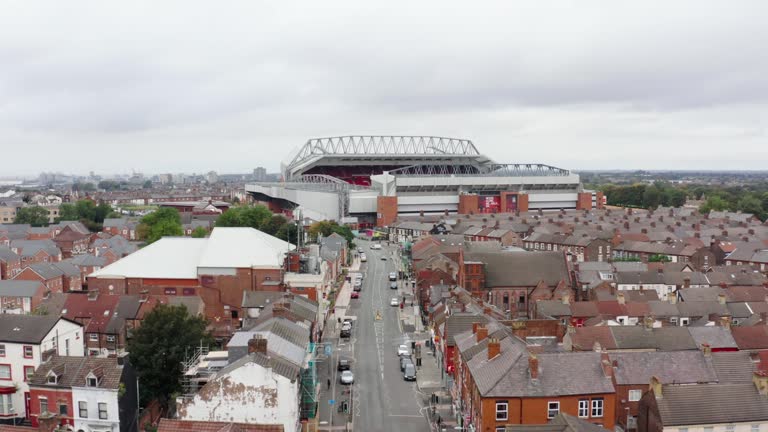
576, 192, 593, 210
458, 194, 479, 215
376, 196, 398, 227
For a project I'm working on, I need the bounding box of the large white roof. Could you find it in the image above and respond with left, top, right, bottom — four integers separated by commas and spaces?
89, 237, 208, 279
198, 227, 294, 269
90, 227, 295, 279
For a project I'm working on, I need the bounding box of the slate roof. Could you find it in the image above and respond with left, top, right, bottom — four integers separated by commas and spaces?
730, 325, 768, 350
687, 326, 738, 350
503, 413, 610, 432
217, 351, 301, 383
0, 246, 20, 262
535, 300, 572, 317
241, 291, 288, 309
710, 351, 756, 383
655, 383, 768, 426
464, 251, 569, 287
0, 315, 75, 344
444, 313, 488, 346
25, 262, 65, 280
0, 280, 43, 297
67, 254, 108, 267
28, 355, 124, 390
608, 351, 717, 385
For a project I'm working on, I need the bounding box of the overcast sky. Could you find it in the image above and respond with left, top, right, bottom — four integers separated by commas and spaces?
1, 1, 766, 177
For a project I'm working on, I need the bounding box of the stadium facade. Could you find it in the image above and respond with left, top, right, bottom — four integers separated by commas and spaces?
245, 136, 603, 226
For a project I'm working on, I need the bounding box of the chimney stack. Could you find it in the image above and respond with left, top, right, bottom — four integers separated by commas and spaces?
644, 316, 654, 330
669, 291, 677, 305
718, 293, 727, 305
617, 292, 626, 305
248, 336, 268, 355
528, 353, 539, 380
472, 322, 479, 334
561, 293, 571, 305
476, 325, 489, 343
650, 376, 663, 399
567, 324, 576, 334
487, 337, 501, 360
683, 277, 691, 289
601, 352, 612, 378
701, 343, 712, 357
720, 315, 732, 329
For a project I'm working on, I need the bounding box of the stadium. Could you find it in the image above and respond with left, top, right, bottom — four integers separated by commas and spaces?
245, 136, 602, 226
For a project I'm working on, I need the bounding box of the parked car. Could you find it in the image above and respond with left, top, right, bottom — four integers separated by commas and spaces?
397, 344, 410, 356
390, 281, 398, 290
389, 272, 397, 281
338, 359, 351, 371
403, 364, 416, 381
360, 254, 367, 262
357, 247, 363, 253
350, 291, 359, 299
380, 256, 387, 260
340, 370, 354, 384
400, 356, 413, 371
390, 297, 399, 307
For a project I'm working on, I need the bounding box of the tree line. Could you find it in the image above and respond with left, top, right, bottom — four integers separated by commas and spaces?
601, 182, 768, 221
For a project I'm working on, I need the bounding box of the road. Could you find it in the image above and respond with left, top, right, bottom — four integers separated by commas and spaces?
320, 238, 431, 431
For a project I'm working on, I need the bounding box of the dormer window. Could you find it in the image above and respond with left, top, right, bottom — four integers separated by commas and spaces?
87, 376, 98, 387
86, 369, 102, 387
47, 371, 58, 384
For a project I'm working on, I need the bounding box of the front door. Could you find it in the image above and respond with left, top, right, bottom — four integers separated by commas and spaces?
24, 392, 30, 418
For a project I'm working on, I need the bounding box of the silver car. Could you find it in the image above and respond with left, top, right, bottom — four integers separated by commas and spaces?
340, 370, 354, 384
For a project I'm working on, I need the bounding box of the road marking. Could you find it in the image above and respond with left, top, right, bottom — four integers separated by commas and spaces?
388, 414, 425, 418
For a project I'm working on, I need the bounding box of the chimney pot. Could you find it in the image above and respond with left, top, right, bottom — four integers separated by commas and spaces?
718, 293, 726, 305
617, 292, 626, 305
753, 371, 768, 396
248, 336, 268, 355
701, 343, 712, 357
650, 375, 663, 399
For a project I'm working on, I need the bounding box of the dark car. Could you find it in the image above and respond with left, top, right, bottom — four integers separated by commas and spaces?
337, 359, 351, 371
400, 356, 413, 372
403, 363, 416, 381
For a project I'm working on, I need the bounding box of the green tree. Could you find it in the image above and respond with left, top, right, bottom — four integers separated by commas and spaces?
57, 203, 80, 221
699, 196, 729, 214
215, 205, 272, 229
98, 180, 122, 191
127, 305, 213, 407
648, 254, 672, 262
737, 195, 765, 220
14, 207, 50, 226
642, 185, 663, 209
139, 208, 183, 244
190, 226, 208, 238
276, 222, 299, 244
261, 214, 289, 236
143, 180, 153, 189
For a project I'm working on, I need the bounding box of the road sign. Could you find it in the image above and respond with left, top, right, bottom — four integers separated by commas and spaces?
329, 399, 335, 405
325, 343, 332, 356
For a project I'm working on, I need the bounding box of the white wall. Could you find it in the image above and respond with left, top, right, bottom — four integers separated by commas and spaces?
664, 421, 768, 432
1, 319, 84, 419
71, 387, 120, 432
178, 361, 300, 432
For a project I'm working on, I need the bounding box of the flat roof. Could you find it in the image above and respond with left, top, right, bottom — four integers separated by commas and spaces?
198, 227, 294, 269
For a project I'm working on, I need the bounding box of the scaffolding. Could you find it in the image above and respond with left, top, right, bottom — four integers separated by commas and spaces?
180, 344, 211, 401
300, 342, 318, 419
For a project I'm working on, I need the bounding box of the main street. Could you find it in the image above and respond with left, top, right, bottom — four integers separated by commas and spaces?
320, 238, 431, 431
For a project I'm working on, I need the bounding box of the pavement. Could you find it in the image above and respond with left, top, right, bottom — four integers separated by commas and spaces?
316, 239, 437, 431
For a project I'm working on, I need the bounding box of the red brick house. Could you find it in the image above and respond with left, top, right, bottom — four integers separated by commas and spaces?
453, 325, 616, 431
0, 280, 46, 313
13, 263, 65, 293
52, 225, 90, 259
459, 250, 572, 317
0, 246, 22, 279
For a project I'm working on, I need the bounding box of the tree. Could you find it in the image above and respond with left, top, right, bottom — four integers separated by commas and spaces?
143, 180, 153, 189
14, 207, 50, 226
699, 196, 728, 214
215, 205, 272, 229
642, 185, 663, 209
139, 208, 183, 244
127, 305, 213, 407
737, 195, 765, 221
261, 214, 289, 236
98, 180, 122, 191
190, 226, 208, 238
276, 222, 299, 244
57, 203, 80, 221
648, 254, 672, 262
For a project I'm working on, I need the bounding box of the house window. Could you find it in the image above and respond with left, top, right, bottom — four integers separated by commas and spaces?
591, 398, 604, 417
670, 317, 678, 325
39, 398, 48, 414
0, 345, 4, 356
106, 335, 115, 343
182, 288, 195, 296
578, 399, 589, 418
78, 401, 88, 418
23, 345, 33, 359
24, 366, 35, 382
628, 389, 642, 402
87, 376, 98, 387
680, 318, 690, 326
47, 373, 57, 384
89, 333, 98, 342
0, 394, 13, 416
98, 402, 108, 420
59, 403, 67, 416
89, 349, 99, 357
495, 401, 508, 421
547, 401, 560, 419
164, 287, 177, 295
751, 425, 760, 432
725, 426, 735, 432
0, 364, 10, 380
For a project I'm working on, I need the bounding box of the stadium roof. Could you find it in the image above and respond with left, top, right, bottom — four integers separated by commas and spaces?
283, 135, 492, 178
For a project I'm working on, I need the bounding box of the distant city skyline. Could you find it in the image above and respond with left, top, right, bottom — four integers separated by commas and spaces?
1, 1, 766, 176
